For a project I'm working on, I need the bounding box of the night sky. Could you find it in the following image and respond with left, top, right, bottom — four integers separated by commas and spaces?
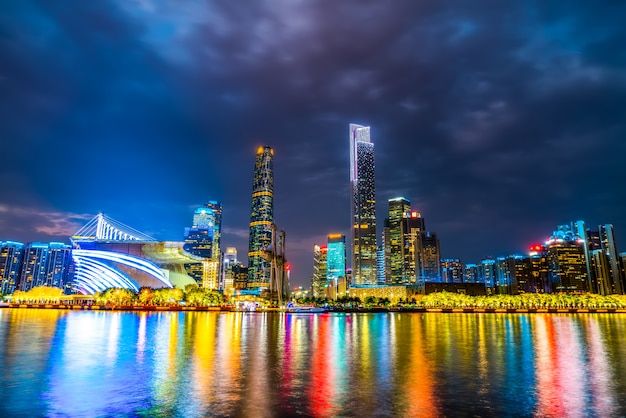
1, 1, 625, 287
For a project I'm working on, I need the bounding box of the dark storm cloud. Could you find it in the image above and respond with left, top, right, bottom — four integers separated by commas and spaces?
1, 0, 625, 285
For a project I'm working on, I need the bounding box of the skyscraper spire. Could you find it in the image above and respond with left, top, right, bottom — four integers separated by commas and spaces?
350, 124, 377, 285
248, 146, 274, 288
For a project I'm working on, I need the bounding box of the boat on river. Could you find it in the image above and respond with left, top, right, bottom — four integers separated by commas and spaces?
284, 302, 329, 313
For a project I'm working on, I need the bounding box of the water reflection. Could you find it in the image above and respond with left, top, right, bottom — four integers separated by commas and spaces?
1, 310, 626, 417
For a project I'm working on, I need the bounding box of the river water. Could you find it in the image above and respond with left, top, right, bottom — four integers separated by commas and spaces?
1, 309, 625, 417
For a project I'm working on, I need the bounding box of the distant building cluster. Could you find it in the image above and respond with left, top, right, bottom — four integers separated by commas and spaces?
307, 123, 626, 300
0, 241, 72, 294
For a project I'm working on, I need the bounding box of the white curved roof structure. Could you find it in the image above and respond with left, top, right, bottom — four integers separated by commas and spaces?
72, 249, 173, 295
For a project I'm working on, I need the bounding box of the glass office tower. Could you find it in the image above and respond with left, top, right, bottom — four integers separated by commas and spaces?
350, 124, 377, 285
248, 146, 274, 288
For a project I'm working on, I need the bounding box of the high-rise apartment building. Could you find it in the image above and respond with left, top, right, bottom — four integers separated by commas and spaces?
248, 146, 274, 288
17, 242, 71, 292
349, 124, 377, 285
0, 241, 24, 294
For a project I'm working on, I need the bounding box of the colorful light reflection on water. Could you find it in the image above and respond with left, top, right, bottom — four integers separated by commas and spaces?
1, 309, 626, 417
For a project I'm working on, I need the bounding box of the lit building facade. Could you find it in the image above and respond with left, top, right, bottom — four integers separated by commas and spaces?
546, 226, 588, 292
204, 201, 222, 259
223, 247, 238, 294
385, 197, 426, 286
592, 250, 613, 296
479, 259, 497, 288
416, 231, 441, 283
441, 259, 463, 284
381, 224, 391, 284
349, 124, 377, 285
327, 234, 346, 282
376, 246, 387, 284
18, 242, 71, 292
184, 204, 222, 290
311, 244, 328, 299
464, 263, 479, 283
402, 212, 426, 285
506, 255, 531, 294
572, 220, 596, 293
69, 214, 192, 294
599, 224, 624, 294
0, 241, 24, 294
529, 244, 549, 293
248, 146, 274, 288
388, 197, 410, 283
619, 253, 626, 285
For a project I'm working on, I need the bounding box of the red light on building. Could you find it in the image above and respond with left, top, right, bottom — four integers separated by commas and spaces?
285, 264, 291, 271
529, 244, 543, 252
411, 211, 418, 218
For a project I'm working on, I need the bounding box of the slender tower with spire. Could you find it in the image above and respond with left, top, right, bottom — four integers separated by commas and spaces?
350, 124, 377, 285
248, 146, 274, 289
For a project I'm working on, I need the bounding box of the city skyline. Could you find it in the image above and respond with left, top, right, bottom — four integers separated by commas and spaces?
1, 1, 625, 287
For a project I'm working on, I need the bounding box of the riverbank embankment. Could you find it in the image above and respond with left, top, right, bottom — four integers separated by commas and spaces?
2, 303, 626, 313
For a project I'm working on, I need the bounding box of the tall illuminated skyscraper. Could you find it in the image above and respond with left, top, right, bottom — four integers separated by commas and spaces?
386, 197, 426, 285
388, 197, 411, 283
204, 201, 222, 259
248, 146, 274, 288
349, 124, 377, 285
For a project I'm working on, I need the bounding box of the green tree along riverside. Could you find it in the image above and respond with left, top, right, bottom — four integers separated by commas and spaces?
11, 286, 64, 304
6, 287, 626, 310
93, 285, 223, 307
418, 291, 626, 310
6, 285, 225, 307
